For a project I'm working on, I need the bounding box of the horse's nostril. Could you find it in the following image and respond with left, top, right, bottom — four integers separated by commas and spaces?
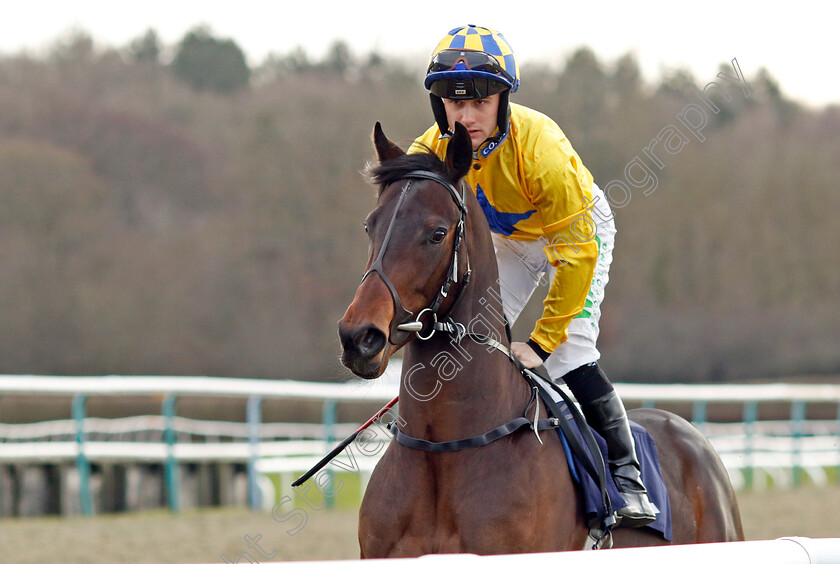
356, 326, 386, 358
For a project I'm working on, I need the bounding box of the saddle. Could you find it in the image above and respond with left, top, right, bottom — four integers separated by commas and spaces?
530, 375, 672, 544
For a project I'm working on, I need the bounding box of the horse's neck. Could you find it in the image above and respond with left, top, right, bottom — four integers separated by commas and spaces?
398, 270, 528, 441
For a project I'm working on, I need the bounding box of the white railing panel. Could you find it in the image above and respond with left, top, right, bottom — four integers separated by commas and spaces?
258, 537, 840, 564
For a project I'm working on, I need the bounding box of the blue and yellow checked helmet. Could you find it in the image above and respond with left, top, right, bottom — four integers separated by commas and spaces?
424, 25, 519, 139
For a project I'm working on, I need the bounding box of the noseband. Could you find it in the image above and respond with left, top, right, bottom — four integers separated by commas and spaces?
361, 170, 471, 345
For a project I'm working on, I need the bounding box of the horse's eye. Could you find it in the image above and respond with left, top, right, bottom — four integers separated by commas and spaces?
430, 228, 447, 244
362, 221, 369, 233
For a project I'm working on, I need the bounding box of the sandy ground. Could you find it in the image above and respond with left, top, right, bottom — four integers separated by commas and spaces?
0, 486, 838, 563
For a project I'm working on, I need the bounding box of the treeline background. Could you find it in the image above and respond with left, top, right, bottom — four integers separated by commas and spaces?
0, 28, 837, 383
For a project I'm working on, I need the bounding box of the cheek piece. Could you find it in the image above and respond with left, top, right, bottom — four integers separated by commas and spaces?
361, 171, 470, 346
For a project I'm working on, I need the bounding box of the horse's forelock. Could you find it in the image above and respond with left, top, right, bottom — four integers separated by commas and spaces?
367, 149, 449, 196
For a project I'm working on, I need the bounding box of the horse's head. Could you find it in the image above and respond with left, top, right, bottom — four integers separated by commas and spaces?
338, 122, 473, 378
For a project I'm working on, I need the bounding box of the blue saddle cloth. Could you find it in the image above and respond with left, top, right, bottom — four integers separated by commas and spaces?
555, 404, 672, 540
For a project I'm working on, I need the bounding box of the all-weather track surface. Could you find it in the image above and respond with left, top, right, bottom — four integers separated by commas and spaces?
0, 485, 838, 563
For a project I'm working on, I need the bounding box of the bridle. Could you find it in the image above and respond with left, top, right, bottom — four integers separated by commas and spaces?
361, 170, 471, 346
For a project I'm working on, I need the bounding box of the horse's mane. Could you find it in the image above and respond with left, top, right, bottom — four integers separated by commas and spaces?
366, 146, 448, 196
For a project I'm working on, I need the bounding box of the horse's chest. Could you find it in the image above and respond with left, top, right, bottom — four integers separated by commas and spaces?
381, 494, 525, 555
361, 448, 560, 556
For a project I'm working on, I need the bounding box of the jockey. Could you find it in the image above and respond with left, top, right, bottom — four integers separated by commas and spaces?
411, 25, 657, 527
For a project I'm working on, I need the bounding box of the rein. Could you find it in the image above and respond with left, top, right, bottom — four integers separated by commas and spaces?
371, 169, 560, 450
362, 169, 559, 449
390, 321, 618, 546
351, 165, 617, 547
388, 324, 559, 452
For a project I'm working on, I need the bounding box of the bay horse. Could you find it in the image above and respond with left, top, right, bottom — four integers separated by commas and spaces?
338, 122, 744, 557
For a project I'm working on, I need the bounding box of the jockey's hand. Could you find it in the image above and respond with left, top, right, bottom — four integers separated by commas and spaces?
511, 341, 544, 369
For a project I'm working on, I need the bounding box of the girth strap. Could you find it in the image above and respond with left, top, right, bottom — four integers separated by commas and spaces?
388, 416, 560, 453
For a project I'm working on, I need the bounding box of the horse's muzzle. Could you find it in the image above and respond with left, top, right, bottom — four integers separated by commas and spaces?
338, 322, 388, 378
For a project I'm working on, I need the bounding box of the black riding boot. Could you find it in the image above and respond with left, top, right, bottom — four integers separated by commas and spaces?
582, 390, 658, 527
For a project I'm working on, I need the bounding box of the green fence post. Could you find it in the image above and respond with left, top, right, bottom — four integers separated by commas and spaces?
247, 395, 263, 511
322, 399, 337, 508
72, 393, 93, 516
743, 400, 758, 490
790, 401, 806, 487
691, 400, 708, 431
162, 394, 179, 513
836, 402, 840, 484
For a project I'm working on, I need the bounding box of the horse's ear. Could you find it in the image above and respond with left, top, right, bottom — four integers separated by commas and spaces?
444, 122, 473, 181
373, 122, 405, 162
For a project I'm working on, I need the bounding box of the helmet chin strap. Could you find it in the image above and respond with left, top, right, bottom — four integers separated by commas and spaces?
429, 90, 511, 144
430, 93, 453, 138
496, 90, 511, 135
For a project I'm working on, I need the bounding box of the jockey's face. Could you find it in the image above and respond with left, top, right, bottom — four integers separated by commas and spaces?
442, 94, 500, 151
